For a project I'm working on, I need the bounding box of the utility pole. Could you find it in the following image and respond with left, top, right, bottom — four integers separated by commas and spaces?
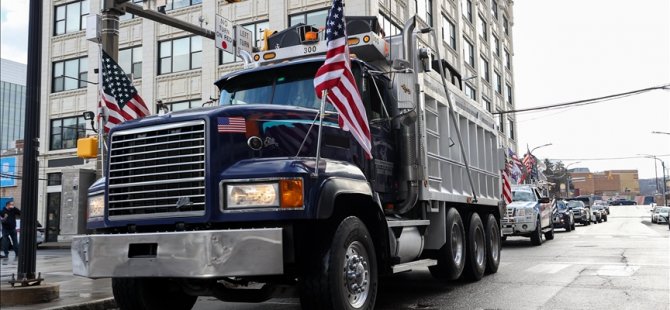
16, 0, 43, 285
101, 0, 123, 60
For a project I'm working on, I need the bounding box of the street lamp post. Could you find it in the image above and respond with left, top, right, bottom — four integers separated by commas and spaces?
640, 154, 668, 206
529, 143, 553, 154
565, 161, 581, 198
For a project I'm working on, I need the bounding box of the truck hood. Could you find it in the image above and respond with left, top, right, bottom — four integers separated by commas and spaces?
507, 201, 537, 209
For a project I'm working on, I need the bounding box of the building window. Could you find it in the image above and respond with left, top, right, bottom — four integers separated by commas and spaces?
497, 112, 504, 133
504, 49, 511, 69
289, 9, 329, 29
494, 72, 502, 94
378, 12, 401, 36
483, 97, 492, 112
159, 36, 202, 74
47, 173, 62, 186
464, 84, 476, 100
480, 56, 490, 82
463, 38, 475, 68
492, 34, 500, 56
478, 14, 487, 41
442, 14, 456, 49
119, 46, 142, 79
424, 0, 433, 26
119, 0, 143, 21
50, 116, 86, 150
244, 21, 270, 49
503, 15, 509, 35
506, 83, 513, 104
491, 0, 498, 19
508, 119, 515, 140
54, 0, 89, 35
166, 0, 202, 11
219, 49, 240, 65
462, 0, 473, 23
167, 99, 201, 112
52, 57, 88, 93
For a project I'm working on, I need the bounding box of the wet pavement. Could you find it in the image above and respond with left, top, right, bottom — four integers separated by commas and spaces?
0, 248, 113, 310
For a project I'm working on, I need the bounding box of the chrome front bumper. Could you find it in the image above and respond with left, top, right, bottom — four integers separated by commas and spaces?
71, 228, 283, 279
501, 217, 536, 235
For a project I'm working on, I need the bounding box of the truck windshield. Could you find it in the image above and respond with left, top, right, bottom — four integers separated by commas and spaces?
219, 63, 327, 109
512, 191, 535, 202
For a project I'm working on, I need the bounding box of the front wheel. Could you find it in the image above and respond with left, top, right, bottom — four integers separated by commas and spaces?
112, 278, 197, 310
299, 216, 378, 310
530, 217, 543, 246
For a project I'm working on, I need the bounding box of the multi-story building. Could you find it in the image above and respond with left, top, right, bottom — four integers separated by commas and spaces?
38, 0, 517, 240
570, 169, 640, 196
0, 58, 27, 151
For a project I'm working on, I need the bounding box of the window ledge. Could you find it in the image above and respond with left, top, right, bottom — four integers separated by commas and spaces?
156, 69, 202, 81
52, 31, 85, 42
167, 3, 202, 16
50, 88, 87, 98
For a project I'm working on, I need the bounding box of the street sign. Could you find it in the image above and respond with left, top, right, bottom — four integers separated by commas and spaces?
215, 14, 234, 54
236, 26, 253, 56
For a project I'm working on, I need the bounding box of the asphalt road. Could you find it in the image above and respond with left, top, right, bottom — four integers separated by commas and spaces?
194, 205, 669, 310
1, 205, 667, 310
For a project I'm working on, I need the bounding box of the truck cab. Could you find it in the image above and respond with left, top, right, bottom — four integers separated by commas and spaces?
501, 185, 554, 245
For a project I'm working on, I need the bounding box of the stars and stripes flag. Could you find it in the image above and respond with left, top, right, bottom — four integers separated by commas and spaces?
518, 152, 536, 183
99, 50, 150, 133
217, 117, 246, 133
507, 148, 523, 183
502, 164, 512, 205
313, 0, 373, 159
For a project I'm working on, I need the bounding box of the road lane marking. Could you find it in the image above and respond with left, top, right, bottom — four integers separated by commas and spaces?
525, 263, 572, 274
593, 265, 640, 276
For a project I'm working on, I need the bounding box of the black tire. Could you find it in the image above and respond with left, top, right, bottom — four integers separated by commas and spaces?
545, 223, 555, 240
299, 216, 377, 310
461, 213, 487, 281
564, 220, 571, 231
530, 217, 543, 246
112, 278, 197, 310
429, 208, 466, 280
484, 214, 501, 274
571, 220, 576, 230
501, 236, 507, 241
603, 215, 607, 222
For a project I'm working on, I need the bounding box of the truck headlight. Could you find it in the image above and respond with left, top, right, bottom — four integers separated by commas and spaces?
88, 195, 105, 219
225, 179, 304, 209
516, 208, 525, 216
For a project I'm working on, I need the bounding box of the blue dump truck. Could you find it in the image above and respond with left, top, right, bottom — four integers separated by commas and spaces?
72, 16, 504, 310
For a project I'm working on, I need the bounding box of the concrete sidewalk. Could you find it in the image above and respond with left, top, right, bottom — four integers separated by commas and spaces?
0, 248, 116, 310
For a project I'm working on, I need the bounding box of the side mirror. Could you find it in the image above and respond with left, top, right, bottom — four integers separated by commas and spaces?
539, 197, 550, 203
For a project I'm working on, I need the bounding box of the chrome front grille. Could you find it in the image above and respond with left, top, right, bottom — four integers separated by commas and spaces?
506, 208, 514, 217
107, 120, 206, 219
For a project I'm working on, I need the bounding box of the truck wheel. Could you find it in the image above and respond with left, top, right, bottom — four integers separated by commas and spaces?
299, 216, 377, 310
603, 215, 608, 222
484, 214, 501, 274
544, 223, 555, 240
461, 213, 487, 281
564, 220, 571, 231
571, 221, 576, 230
112, 278, 197, 310
429, 208, 466, 280
530, 217, 543, 246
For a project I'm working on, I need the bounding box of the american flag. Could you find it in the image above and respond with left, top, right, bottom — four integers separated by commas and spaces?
313, 0, 373, 159
217, 117, 246, 133
99, 50, 150, 133
502, 166, 512, 205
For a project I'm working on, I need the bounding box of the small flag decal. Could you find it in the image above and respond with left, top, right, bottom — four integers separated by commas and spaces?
217, 117, 246, 133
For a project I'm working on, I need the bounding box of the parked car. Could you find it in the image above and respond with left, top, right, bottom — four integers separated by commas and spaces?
652, 206, 663, 223
610, 199, 637, 206
594, 200, 610, 215
568, 200, 592, 225
655, 207, 670, 224
0, 220, 45, 250
592, 205, 608, 222
552, 200, 575, 231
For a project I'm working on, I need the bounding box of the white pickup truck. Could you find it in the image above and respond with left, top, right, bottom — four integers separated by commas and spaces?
501, 185, 555, 245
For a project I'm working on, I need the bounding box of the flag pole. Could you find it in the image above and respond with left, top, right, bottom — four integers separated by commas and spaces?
97, 44, 106, 178
314, 89, 327, 178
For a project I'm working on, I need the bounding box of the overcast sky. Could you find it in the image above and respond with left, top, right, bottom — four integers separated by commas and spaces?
513, 0, 669, 179
1, 0, 669, 178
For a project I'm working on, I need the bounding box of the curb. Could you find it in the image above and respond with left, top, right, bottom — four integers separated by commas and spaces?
44, 297, 116, 310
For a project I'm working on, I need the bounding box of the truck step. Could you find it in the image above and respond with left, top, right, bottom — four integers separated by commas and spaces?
391, 259, 437, 274
386, 219, 430, 227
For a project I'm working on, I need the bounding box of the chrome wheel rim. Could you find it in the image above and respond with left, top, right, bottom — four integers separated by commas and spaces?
490, 225, 500, 262
451, 223, 464, 266
342, 241, 370, 308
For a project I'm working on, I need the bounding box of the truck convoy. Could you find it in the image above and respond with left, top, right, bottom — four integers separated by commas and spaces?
72, 15, 505, 309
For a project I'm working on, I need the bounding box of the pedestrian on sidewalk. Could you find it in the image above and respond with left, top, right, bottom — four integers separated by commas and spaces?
1, 200, 21, 258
